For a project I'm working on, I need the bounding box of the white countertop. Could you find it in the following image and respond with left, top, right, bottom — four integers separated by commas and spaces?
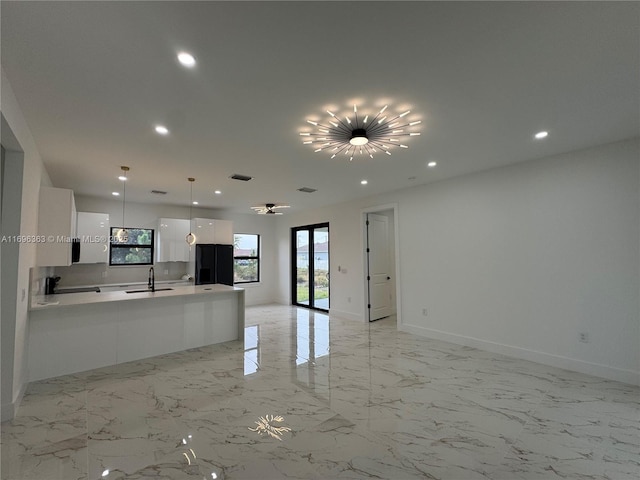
31, 284, 243, 310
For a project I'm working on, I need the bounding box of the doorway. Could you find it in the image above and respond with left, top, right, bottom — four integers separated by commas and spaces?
292, 223, 329, 311
364, 208, 398, 322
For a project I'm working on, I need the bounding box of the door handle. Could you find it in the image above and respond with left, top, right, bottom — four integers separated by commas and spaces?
387, 276, 391, 280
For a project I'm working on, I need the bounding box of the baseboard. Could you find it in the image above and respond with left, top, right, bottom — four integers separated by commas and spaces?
1, 381, 27, 422
400, 323, 640, 386
1, 402, 14, 422
246, 301, 277, 307
329, 308, 364, 323
244, 298, 276, 307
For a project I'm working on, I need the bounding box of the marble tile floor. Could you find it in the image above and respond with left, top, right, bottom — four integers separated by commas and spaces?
1, 304, 638, 480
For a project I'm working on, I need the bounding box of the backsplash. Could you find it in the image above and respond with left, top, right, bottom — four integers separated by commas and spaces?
53, 262, 189, 288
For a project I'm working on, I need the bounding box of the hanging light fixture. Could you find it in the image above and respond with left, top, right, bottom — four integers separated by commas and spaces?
186, 177, 197, 246
299, 101, 422, 161
115, 166, 129, 242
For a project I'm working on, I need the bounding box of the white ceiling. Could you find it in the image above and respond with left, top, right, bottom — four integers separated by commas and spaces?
2, 1, 638, 214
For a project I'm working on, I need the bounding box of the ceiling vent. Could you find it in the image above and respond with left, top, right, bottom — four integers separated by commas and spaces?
151, 190, 168, 195
230, 174, 253, 182
297, 187, 317, 193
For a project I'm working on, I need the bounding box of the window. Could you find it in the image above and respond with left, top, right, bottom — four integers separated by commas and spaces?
234, 233, 259, 283
109, 227, 154, 266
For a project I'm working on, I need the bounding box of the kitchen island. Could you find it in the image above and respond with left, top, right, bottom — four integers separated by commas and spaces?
28, 284, 244, 381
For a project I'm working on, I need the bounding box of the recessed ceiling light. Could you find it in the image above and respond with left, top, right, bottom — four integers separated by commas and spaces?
192, 201, 199, 205
427, 161, 437, 167
534, 131, 549, 139
155, 125, 169, 135
361, 180, 368, 185
214, 190, 222, 195
177, 52, 196, 68
112, 192, 120, 196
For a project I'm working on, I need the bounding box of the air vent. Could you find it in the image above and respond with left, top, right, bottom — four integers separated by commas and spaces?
297, 187, 317, 193
151, 190, 168, 195
230, 174, 253, 182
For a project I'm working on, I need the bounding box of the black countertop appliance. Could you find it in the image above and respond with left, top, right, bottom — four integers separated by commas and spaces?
195, 244, 234, 286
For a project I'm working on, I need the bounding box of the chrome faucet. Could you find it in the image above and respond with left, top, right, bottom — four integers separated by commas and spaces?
148, 267, 155, 292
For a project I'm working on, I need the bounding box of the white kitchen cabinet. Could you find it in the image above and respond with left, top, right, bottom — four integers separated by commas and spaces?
213, 219, 233, 244
193, 218, 215, 244
157, 218, 190, 262
76, 212, 109, 263
192, 218, 233, 244
37, 187, 77, 266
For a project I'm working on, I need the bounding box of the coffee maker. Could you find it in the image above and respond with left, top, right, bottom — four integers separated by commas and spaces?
45, 276, 60, 295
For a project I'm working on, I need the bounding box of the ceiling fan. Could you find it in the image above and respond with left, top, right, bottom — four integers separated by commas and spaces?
250, 203, 290, 215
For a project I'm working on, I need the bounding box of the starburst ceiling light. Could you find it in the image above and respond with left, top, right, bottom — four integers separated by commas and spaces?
300, 102, 422, 161
251, 203, 290, 215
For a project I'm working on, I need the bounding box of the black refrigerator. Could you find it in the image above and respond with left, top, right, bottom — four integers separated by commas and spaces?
195, 244, 234, 286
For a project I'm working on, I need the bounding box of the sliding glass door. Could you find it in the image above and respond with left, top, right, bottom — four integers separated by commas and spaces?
292, 223, 329, 311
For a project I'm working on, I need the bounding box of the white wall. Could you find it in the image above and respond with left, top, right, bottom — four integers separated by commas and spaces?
1, 68, 53, 420
60, 195, 277, 306
397, 139, 639, 385
275, 202, 365, 321
275, 138, 640, 384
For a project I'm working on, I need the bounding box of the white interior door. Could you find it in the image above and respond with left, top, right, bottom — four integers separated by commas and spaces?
367, 213, 391, 321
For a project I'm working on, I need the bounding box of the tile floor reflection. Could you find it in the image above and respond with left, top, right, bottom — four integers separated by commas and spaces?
1, 305, 639, 479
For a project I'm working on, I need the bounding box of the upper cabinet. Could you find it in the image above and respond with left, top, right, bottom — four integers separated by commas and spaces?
192, 218, 233, 244
76, 212, 109, 263
37, 187, 77, 266
157, 218, 190, 262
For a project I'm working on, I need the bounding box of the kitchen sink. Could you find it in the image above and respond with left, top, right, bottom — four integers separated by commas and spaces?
125, 288, 174, 294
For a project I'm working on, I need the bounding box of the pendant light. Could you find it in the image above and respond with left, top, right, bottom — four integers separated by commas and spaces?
115, 166, 129, 242
186, 177, 197, 246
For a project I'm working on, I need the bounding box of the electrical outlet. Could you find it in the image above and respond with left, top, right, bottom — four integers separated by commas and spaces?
164, 269, 169, 275
579, 332, 589, 343
422, 308, 428, 316
101, 271, 108, 278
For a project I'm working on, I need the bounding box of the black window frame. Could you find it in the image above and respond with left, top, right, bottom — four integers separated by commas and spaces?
109, 227, 155, 266
233, 233, 260, 284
